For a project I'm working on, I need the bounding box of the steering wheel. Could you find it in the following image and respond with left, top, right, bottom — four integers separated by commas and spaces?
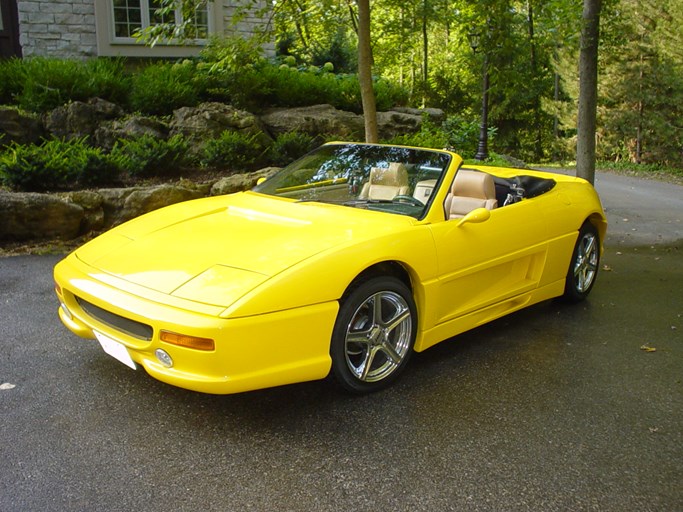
393, 195, 424, 207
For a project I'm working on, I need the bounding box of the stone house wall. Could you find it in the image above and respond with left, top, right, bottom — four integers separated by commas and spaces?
18, 0, 97, 58
16, 0, 273, 60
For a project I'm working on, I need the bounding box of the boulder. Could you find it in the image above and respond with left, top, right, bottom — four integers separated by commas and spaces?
377, 107, 447, 140
63, 190, 105, 233
44, 98, 124, 142
170, 102, 272, 147
95, 116, 169, 151
97, 187, 138, 228
210, 167, 280, 196
260, 104, 364, 140
391, 106, 445, 124
0, 191, 84, 241
0, 107, 44, 147
97, 184, 208, 228
377, 110, 423, 139
118, 185, 204, 224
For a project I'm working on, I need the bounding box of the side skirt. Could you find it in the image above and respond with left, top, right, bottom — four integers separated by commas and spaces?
414, 278, 566, 352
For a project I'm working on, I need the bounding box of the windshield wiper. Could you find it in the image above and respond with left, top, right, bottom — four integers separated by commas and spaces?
295, 198, 346, 204
342, 199, 394, 206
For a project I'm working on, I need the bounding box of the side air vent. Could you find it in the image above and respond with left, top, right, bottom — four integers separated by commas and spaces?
76, 297, 153, 341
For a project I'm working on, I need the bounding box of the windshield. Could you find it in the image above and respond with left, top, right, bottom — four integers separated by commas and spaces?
252, 143, 452, 219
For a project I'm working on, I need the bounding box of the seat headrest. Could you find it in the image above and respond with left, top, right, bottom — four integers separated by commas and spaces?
370, 162, 409, 186
452, 170, 495, 199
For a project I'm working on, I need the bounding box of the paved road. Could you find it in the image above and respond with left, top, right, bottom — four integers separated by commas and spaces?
1, 172, 682, 511
542, 168, 683, 247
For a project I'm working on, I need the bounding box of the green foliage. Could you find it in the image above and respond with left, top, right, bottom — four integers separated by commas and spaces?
310, 29, 357, 74
596, 0, 683, 167
201, 35, 266, 74
195, 37, 272, 109
440, 116, 484, 157
0, 138, 119, 192
0, 58, 24, 105
268, 132, 316, 166
273, 0, 357, 72
10, 58, 128, 112
266, 66, 336, 108
111, 134, 190, 177
262, 67, 406, 113
462, 152, 513, 168
198, 36, 406, 113
129, 62, 200, 115
387, 116, 493, 158
200, 131, 265, 171
387, 120, 450, 149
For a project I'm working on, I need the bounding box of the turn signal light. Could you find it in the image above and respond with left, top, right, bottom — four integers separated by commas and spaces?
160, 330, 215, 351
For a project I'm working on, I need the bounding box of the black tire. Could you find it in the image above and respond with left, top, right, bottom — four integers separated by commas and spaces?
330, 276, 417, 394
562, 222, 600, 302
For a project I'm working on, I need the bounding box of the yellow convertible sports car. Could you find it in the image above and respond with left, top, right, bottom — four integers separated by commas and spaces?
54, 142, 606, 394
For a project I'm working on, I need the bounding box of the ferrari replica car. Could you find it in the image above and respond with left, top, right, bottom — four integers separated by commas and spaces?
54, 142, 606, 394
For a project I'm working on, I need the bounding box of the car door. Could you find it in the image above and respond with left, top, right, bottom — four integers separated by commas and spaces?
427, 198, 550, 329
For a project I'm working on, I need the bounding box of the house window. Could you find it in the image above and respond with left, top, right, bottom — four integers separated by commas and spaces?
111, 0, 210, 41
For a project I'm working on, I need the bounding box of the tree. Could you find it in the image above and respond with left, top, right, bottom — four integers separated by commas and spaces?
598, 0, 683, 166
576, 0, 601, 184
357, 0, 379, 142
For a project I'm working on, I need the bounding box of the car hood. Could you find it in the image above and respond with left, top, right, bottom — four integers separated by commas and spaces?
75, 192, 413, 307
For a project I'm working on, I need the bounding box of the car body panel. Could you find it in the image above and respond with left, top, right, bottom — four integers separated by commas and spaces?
54, 143, 606, 394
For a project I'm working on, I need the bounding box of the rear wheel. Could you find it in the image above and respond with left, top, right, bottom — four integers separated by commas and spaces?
563, 222, 600, 302
330, 276, 416, 394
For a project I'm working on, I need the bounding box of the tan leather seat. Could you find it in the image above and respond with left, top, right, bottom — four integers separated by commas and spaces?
358, 163, 410, 200
445, 170, 498, 219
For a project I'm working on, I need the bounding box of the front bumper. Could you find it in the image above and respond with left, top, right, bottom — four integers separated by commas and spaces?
54, 255, 337, 394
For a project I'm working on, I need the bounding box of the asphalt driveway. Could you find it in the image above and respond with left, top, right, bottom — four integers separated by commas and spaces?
1, 170, 681, 511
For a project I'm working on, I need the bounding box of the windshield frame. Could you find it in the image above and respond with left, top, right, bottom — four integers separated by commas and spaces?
252, 142, 454, 220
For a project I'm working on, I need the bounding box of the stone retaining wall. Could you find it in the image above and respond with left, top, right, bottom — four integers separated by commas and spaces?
0, 168, 277, 244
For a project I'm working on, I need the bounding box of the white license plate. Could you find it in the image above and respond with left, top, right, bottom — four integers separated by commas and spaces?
94, 331, 137, 370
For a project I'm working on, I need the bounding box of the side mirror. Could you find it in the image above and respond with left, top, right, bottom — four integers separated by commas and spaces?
456, 207, 491, 227
256, 177, 267, 186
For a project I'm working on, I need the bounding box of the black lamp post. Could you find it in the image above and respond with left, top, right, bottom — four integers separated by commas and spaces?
468, 31, 490, 161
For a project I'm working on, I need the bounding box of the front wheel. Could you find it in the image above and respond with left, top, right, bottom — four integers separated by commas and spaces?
330, 276, 417, 394
562, 222, 600, 302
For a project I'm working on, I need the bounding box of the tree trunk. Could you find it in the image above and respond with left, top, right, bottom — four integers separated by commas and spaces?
576, 0, 601, 184
357, 0, 378, 143
636, 53, 644, 163
422, 0, 429, 106
528, 1, 543, 159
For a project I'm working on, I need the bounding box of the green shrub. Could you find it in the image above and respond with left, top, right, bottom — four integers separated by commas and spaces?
200, 65, 274, 111
268, 132, 316, 166
0, 138, 119, 192
129, 62, 199, 115
200, 35, 266, 74
0, 58, 24, 105
310, 29, 357, 74
387, 116, 496, 158
14, 58, 129, 112
199, 41, 408, 113
110, 134, 190, 177
200, 131, 265, 171
440, 116, 483, 158
268, 66, 331, 107
386, 119, 450, 149
82, 58, 130, 107
373, 77, 410, 112
196, 36, 273, 109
